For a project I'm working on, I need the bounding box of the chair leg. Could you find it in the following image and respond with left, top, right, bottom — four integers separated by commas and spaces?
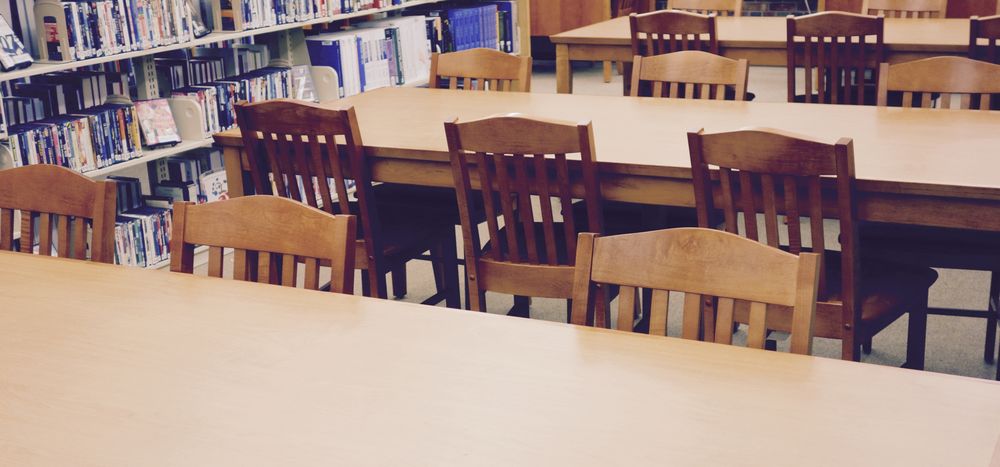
904, 292, 929, 371
440, 230, 461, 309
390, 262, 407, 299
360, 270, 371, 297
862, 337, 873, 354
510, 296, 531, 318
985, 270, 999, 363
602, 61, 612, 83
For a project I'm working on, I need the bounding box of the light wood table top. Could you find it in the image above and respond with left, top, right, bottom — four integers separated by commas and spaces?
551, 15, 970, 52
328, 88, 999, 200
2, 251, 1000, 466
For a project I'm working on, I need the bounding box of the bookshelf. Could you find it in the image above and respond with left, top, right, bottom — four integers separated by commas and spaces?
2, 0, 531, 267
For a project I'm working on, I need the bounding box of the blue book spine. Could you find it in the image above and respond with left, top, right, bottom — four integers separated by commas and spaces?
356, 35, 366, 93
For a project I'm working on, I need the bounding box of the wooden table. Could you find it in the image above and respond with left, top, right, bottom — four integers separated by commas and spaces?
549, 16, 971, 93
215, 87, 1000, 234
2, 252, 999, 466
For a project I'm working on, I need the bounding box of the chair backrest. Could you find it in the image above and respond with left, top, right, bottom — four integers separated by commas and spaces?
445, 114, 604, 303
169, 196, 356, 294
629, 10, 719, 56
876, 56, 1000, 108
571, 228, 821, 354
862, 0, 948, 17
970, 15, 1000, 63
688, 128, 859, 312
629, 50, 749, 99
668, 0, 742, 16
235, 99, 382, 269
618, 0, 641, 16
786, 12, 885, 105
429, 48, 533, 92
0, 165, 116, 263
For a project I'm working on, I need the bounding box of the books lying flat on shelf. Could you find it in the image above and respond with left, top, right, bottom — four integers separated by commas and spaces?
135, 98, 181, 148
0, 15, 33, 71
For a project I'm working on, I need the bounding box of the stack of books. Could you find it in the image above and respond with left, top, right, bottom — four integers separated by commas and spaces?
149, 148, 228, 204
108, 176, 173, 268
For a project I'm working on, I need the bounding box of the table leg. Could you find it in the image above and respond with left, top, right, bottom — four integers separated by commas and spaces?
556, 44, 573, 94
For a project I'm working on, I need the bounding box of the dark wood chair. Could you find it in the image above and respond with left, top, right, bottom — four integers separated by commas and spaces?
630, 50, 749, 99
429, 48, 532, 92
0, 165, 116, 263
970, 14, 1000, 64
572, 228, 821, 354
667, 0, 742, 16
235, 100, 460, 306
870, 55, 1000, 378
630, 10, 719, 56
786, 12, 885, 105
688, 128, 938, 367
170, 196, 356, 294
862, 0, 948, 17
446, 114, 604, 316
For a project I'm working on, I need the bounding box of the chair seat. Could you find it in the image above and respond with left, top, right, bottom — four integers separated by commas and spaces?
571, 201, 698, 236
372, 183, 490, 224
861, 222, 1000, 271
331, 199, 454, 267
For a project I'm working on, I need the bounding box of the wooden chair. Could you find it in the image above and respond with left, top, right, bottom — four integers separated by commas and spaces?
605, 0, 643, 83
667, 0, 742, 16
234, 100, 460, 306
787, 12, 885, 105
170, 196, 356, 294
688, 128, 938, 367
0, 165, 116, 263
446, 114, 604, 315
571, 228, 821, 354
970, 15, 1000, 64
629, 50, 749, 99
630, 10, 719, 56
429, 48, 532, 92
862, 0, 948, 17
876, 56, 1000, 107
870, 55, 1000, 377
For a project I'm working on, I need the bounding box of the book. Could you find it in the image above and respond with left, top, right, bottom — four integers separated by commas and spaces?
199, 169, 228, 202
134, 98, 181, 148
0, 14, 33, 71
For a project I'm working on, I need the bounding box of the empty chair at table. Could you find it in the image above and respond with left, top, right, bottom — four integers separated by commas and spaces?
862, 0, 948, 18
429, 48, 532, 92
786, 11, 885, 105
446, 114, 605, 316
688, 128, 938, 367
667, 0, 742, 16
0, 165, 116, 263
630, 50, 749, 99
571, 228, 821, 354
234, 100, 460, 306
970, 14, 1000, 63
630, 10, 719, 56
870, 55, 1000, 379
170, 196, 356, 294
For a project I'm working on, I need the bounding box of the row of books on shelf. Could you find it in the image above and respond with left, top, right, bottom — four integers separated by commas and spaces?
155, 43, 270, 93
306, 16, 429, 97
110, 147, 228, 267
34, 0, 208, 62
417, 1, 519, 54
213, 0, 421, 32
172, 65, 293, 134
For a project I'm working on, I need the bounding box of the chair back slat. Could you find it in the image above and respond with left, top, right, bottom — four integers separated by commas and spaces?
0, 165, 116, 263
446, 115, 604, 309
572, 228, 821, 354
787, 12, 885, 105
630, 10, 719, 57
430, 48, 532, 92
862, 0, 948, 17
876, 56, 1000, 109
668, 0, 742, 16
169, 196, 356, 294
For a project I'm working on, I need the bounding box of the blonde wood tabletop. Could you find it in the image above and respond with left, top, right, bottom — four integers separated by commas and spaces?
549, 16, 971, 92
214, 87, 1000, 232
2, 251, 1000, 466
